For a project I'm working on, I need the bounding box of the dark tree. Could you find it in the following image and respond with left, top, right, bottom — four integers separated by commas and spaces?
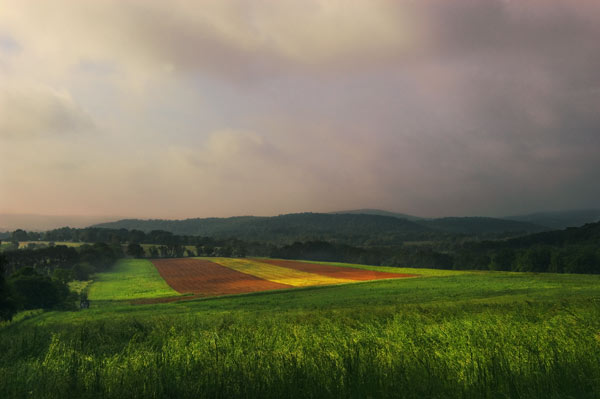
0, 255, 17, 322
564, 247, 600, 274
127, 243, 145, 258
72, 263, 94, 281
149, 246, 159, 258
10, 268, 73, 310
233, 245, 247, 258
185, 249, 196, 257
517, 246, 552, 272
52, 268, 74, 284
158, 246, 169, 258
201, 245, 215, 256
11, 229, 29, 242
217, 246, 232, 257
489, 249, 516, 271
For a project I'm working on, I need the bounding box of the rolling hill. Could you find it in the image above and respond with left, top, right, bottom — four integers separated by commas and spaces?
93, 213, 432, 245
329, 209, 424, 221
499, 220, 600, 248
504, 209, 600, 229
93, 212, 546, 244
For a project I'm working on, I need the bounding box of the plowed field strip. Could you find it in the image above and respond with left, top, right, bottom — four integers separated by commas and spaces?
256, 259, 418, 280
212, 258, 354, 287
151, 258, 291, 296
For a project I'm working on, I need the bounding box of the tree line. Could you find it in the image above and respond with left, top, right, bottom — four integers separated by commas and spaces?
5, 221, 600, 274
0, 243, 123, 321
273, 222, 600, 274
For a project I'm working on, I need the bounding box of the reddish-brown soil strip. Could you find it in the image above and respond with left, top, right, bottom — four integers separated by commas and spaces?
151, 258, 292, 296
254, 259, 418, 281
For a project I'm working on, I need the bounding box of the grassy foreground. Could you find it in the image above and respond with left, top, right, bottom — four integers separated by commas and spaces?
1, 261, 599, 398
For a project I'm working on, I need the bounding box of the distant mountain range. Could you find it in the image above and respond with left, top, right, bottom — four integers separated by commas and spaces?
334, 208, 600, 230
501, 219, 600, 248
4, 209, 598, 243
329, 209, 424, 221
92, 212, 547, 244
503, 209, 600, 230
94, 213, 430, 245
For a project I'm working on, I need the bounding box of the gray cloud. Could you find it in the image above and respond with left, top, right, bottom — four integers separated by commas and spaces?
0, 0, 599, 218
0, 83, 94, 138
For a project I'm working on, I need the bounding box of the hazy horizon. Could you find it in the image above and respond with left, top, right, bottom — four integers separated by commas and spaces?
3, 206, 600, 233
2, 0, 599, 220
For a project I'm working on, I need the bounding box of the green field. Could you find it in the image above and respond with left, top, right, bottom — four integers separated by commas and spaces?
1, 260, 599, 398
87, 259, 178, 301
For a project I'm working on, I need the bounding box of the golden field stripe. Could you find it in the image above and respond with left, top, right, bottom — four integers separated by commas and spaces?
211, 258, 354, 287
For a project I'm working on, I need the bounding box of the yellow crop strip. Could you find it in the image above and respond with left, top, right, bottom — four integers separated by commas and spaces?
212, 258, 354, 287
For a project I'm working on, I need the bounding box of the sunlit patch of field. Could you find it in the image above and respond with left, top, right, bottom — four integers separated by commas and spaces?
88, 259, 179, 301
211, 258, 355, 287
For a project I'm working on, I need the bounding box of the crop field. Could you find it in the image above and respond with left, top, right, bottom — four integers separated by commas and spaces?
258, 258, 417, 280
1, 260, 600, 398
213, 258, 369, 287
152, 258, 291, 296
149, 258, 414, 300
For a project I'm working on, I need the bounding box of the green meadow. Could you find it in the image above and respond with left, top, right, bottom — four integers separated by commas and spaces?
1, 259, 599, 398
87, 259, 178, 301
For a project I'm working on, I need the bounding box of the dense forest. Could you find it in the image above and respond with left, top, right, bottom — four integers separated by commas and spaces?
92, 213, 546, 244
272, 222, 600, 273
454, 222, 600, 273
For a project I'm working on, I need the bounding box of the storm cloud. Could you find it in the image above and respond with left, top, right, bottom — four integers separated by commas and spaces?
0, 0, 599, 219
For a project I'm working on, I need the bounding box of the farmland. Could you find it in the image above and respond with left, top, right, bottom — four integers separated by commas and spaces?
152, 258, 291, 297
212, 258, 361, 286
149, 258, 415, 299
88, 259, 178, 301
1, 259, 599, 398
258, 258, 417, 280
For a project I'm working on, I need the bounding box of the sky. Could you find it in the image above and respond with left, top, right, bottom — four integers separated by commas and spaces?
1, 0, 599, 222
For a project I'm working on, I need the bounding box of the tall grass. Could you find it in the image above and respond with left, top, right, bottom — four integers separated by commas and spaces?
1, 271, 599, 398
